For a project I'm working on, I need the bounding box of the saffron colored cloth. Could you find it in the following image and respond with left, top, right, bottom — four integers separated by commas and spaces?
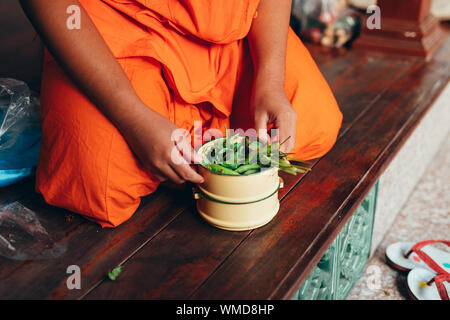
36, 0, 343, 227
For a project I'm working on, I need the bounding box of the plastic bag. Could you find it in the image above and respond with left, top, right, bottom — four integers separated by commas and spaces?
0, 78, 41, 187
291, 0, 360, 47
0, 202, 66, 260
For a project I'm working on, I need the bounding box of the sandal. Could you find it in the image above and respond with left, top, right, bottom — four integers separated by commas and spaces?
407, 268, 450, 300
386, 240, 450, 274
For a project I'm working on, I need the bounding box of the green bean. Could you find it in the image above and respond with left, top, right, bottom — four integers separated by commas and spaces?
235, 163, 261, 174
258, 154, 277, 167
247, 149, 259, 164
207, 164, 241, 176
291, 164, 311, 172
108, 266, 123, 281
286, 157, 313, 165
222, 150, 240, 169
243, 169, 260, 175
279, 136, 291, 147
249, 140, 259, 150
279, 158, 291, 167
279, 167, 298, 175
202, 134, 313, 177
221, 163, 238, 170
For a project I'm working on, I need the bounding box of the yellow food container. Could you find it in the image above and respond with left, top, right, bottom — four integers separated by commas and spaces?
194, 138, 283, 231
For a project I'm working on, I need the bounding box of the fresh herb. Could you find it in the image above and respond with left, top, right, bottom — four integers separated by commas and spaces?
108, 266, 123, 281
201, 135, 312, 176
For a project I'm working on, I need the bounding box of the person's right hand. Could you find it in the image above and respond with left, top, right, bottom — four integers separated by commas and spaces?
120, 103, 204, 185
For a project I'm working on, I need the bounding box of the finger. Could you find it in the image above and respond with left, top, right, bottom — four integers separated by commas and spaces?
276, 118, 296, 153
254, 113, 269, 142
175, 136, 203, 164
280, 130, 295, 153
154, 174, 167, 182
170, 152, 204, 184
147, 167, 167, 183
161, 164, 186, 185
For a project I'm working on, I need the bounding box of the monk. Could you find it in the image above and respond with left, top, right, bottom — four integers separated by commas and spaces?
20, 0, 343, 227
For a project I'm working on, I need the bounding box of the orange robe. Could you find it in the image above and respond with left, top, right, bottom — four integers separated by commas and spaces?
37, 0, 343, 227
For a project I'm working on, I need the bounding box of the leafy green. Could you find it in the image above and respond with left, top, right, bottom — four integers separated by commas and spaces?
108, 266, 123, 281
201, 135, 312, 176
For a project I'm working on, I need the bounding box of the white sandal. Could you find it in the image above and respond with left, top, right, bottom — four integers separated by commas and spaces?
407, 268, 450, 300
386, 240, 450, 274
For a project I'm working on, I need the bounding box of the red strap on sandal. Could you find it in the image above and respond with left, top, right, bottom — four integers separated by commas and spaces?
406, 240, 450, 275
434, 274, 450, 300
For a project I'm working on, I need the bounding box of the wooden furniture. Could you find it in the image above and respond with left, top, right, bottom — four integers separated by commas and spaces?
354, 0, 445, 59
0, 1, 449, 299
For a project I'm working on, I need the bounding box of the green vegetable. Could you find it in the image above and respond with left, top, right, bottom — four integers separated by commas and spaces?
201, 135, 312, 176
207, 164, 241, 176
243, 169, 260, 175
291, 164, 311, 172
286, 157, 312, 165
279, 167, 298, 175
278, 158, 292, 167
108, 266, 123, 281
235, 163, 260, 174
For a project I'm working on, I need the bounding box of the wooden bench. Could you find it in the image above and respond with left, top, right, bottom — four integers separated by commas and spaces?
0, 2, 449, 299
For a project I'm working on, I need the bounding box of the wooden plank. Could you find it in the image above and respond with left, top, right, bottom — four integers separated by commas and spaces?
304, 44, 347, 67
86, 204, 247, 299
0, 187, 189, 299
84, 52, 415, 299
190, 50, 449, 300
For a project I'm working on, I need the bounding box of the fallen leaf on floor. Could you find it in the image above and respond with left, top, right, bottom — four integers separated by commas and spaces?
108, 266, 123, 281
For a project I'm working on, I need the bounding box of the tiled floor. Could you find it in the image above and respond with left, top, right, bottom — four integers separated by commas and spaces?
347, 134, 450, 300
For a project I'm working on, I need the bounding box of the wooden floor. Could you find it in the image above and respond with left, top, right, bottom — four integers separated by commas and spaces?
0, 26, 449, 300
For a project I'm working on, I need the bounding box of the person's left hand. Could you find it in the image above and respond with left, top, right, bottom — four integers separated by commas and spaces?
252, 86, 298, 153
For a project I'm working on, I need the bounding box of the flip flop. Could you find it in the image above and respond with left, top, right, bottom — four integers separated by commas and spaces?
386, 240, 450, 274
407, 268, 450, 300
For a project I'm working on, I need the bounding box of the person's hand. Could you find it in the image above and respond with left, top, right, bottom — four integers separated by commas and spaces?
18, 0, 202, 185
253, 86, 298, 153
120, 104, 204, 184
